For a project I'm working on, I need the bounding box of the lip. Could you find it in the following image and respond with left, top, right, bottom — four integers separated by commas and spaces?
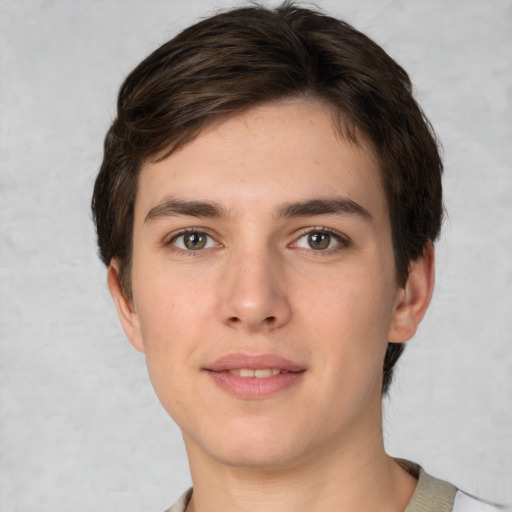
206, 353, 305, 373
204, 353, 306, 399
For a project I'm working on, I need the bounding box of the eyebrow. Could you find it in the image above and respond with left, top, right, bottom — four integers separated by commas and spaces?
144, 199, 229, 223
277, 197, 373, 222
144, 196, 372, 223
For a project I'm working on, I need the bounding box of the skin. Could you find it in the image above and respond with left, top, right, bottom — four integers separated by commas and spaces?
109, 98, 434, 512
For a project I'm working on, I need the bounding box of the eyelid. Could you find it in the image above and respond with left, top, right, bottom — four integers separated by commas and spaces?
164, 227, 221, 251
163, 225, 349, 252
290, 226, 350, 250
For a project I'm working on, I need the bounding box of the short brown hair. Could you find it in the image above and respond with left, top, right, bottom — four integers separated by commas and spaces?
92, 2, 443, 394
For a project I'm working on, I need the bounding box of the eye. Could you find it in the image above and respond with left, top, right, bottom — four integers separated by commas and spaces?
170, 230, 217, 251
294, 229, 346, 251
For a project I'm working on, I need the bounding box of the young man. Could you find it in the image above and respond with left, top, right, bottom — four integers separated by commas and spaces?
92, 3, 501, 511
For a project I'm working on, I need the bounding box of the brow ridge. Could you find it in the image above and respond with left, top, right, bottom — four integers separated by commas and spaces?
144, 196, 372, 224
144, 198, 228, 223
277, 197, 372, 221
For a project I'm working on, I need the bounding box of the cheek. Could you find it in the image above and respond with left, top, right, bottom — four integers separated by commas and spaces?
136, 287, 198, 422
132, 275, 191, 363
297, 269, 395, 386
134, 264, 211, 339
131, 266, 219, 405
299, 269, 395, 339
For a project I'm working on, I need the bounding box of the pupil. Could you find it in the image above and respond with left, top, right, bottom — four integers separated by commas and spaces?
185, 233, 206, 250
309, 233, 330, 250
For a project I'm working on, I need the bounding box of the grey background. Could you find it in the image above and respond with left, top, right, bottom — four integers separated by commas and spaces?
1, 0, 511, 510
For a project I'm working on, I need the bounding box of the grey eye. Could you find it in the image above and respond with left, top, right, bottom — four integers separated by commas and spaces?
184, 233, 207, 250
295, 231, 340, 251
307, 232, 331, 250
172, 231, 215, 251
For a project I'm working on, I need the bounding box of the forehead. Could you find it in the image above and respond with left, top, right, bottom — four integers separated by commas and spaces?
136, 98, 386, 222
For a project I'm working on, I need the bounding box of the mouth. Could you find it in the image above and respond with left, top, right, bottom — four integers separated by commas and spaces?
205, 353, 305, 373
226, 368, 292, 378
204, 353, 306, 399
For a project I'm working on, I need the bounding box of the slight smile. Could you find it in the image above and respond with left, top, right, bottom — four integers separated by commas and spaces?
229, 368, 285, 377
204, 353, 306, 399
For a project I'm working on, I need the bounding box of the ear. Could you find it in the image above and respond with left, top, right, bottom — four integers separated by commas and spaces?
107, 261, 145, 352
388, 243, 435, 343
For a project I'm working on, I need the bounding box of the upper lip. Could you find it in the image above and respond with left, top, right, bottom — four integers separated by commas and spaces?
205, 353, 306, 373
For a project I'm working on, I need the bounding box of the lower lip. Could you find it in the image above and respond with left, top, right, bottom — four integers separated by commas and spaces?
206, 371, 305, 399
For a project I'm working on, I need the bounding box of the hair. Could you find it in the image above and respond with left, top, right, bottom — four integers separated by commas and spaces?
92, 1, 443, 394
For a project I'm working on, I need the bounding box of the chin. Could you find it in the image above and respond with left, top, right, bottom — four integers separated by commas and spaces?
214, 443, 305, 471
186, 416, 312, 471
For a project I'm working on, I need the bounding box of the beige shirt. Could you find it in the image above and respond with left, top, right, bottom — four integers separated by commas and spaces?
165, 462, 502, 512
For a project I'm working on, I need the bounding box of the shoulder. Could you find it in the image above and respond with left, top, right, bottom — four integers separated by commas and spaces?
164, 469, 507, 512
399, 460, 504, 512
453, 490, 505, 512
163, 488, 192, 512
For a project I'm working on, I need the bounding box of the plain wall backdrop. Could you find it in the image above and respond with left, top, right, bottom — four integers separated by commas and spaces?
1, 0, 511, 510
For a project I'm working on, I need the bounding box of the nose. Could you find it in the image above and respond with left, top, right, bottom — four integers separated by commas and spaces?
217, 247, 292, 333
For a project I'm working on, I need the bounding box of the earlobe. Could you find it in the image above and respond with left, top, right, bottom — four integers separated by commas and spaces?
107, 261, 145, 352
388, 244, 435, 343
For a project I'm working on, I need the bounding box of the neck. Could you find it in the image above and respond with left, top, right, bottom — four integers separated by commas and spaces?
183, 403, 416, 512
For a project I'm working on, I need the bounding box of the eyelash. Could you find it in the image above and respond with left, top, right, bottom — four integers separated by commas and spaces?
165, 228, 219, 254
164, 226, 350, 254
292, 227, 350, 253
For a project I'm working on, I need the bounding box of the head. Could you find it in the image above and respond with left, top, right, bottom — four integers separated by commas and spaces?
92, 2, 442, 395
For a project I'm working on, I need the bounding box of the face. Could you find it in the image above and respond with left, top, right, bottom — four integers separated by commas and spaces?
110, 98, 431, 471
